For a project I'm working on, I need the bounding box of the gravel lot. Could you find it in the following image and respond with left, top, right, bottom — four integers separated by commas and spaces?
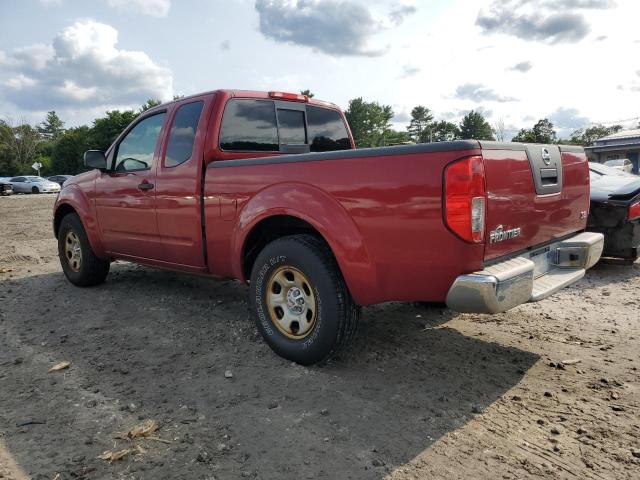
0, 194, 639, 480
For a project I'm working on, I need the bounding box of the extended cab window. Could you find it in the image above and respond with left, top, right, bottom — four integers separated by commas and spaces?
165, 101, 204, 167
307, 106, 351, 152
219, 99, 279, 151
114, 113, 166, 172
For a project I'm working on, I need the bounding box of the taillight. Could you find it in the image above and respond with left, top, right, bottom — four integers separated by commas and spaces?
629, 200, 640, 220
444, 155, 486, 243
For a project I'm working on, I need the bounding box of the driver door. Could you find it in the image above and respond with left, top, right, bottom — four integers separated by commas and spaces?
95, 111, 167, 260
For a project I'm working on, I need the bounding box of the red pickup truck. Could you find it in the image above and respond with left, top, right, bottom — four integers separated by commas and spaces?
53, 90, 604, 364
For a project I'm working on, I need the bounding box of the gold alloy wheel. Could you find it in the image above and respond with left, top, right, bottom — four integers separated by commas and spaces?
64, 230, 82, 272
266, 266, 317, 339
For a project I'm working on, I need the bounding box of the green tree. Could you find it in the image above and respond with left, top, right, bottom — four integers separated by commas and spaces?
36, 110, 64, 140
459, 110, 494, 140
51, 126, 92, 174
431, 121, 461, 142
511, 128, 536, 143
0, 121, 42, 175
37, 111, 65, 140
89, 110, 137, 151
300, 89, 314, 98
566, 124, 623, 146
0, 121, 16, 176
382, 129, 412, 146
139, 98, 162, 112
344, 98, 394, 148
407, 106, 434, 143
512, 118, 556, 143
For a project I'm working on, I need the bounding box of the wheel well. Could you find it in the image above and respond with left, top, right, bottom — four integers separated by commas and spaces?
53, 204, 77, 238
242, 215, 330, 279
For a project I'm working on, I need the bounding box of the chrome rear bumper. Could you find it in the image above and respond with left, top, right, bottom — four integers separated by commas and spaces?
446, 232, 604, 314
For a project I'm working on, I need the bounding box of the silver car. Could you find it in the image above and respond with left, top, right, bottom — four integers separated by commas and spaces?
8, 176, 61, 194
603, 159, 633, 174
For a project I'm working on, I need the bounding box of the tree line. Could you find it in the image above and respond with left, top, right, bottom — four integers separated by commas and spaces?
0, 92, 631, 177
343, 97, 627, 149
0, 99, 163, 177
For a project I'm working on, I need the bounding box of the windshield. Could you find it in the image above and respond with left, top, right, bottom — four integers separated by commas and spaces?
26, 176, 47, 182
589, 162, 632, 177
604, 159, 624, 167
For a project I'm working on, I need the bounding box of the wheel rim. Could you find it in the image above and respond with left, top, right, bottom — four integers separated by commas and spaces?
64, 231, 82, 272
266, 266, 317, 339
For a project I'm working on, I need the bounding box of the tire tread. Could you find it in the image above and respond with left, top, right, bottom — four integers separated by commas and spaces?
261, 234, 360, 364
58, 213, 110, 287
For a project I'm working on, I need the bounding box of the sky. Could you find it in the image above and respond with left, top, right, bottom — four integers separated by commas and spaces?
0, 0, 639, 139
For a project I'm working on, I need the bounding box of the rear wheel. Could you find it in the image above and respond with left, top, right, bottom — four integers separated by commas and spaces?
31, 186, 39, 194
58, 213, 110, 286
249, 234, 359, 365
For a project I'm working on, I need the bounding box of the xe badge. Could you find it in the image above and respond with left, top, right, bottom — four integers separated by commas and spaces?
490, 225, 522, 244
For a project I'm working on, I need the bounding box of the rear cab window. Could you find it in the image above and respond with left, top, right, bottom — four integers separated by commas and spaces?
219, 98, 350, 154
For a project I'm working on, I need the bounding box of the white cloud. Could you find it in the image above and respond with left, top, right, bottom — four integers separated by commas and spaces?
476, 0, 616, 44
254, 0, 415, 57
12, 44, 55, 70
453, 83, 518, 103
398, 64, 420, 78
4, 74, 37, 89
106, 0, 171, 17
2, 20, 173, 111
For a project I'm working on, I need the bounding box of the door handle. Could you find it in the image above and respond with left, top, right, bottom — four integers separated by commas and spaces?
138, 181, 154, 191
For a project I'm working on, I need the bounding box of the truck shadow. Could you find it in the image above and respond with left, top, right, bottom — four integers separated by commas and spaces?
0, 264, 538, 479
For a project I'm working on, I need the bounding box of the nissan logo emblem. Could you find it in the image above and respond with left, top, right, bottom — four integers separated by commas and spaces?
541, 147, 551, 165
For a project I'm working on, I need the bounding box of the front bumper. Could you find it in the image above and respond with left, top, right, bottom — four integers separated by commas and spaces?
446, 232, 604, 314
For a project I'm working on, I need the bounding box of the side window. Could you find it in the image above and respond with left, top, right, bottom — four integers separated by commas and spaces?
165, 101, 204, 167
276, 109, 306, 144
219, 99, 279, 151
307, 106, 351, 152
114, 113, 166, 172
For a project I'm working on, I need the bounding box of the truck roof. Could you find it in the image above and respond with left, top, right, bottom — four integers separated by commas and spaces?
147, 89, 341, 113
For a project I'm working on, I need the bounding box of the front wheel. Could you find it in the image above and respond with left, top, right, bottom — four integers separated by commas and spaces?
58, 213, 110, 286
249, 234, 359, 365
31, 186, 39, 194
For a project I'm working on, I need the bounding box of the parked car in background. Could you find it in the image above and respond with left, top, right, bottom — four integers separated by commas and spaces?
9, 176, 61, 194
588, 162, 640, 263
53, 89, 603, 365
0, 178, 13, 196
589, 162, 633, 178
48, 175, 73, 187
604, 158, 634, 174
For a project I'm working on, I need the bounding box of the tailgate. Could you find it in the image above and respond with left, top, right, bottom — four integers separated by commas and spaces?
481, 143, 590, 261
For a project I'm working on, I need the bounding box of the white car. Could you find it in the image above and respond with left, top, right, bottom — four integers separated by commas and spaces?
603, 159, 633, 174
8, 176, 61, 194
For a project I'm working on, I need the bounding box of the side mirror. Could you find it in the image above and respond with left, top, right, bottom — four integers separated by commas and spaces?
84, 150, 107, 170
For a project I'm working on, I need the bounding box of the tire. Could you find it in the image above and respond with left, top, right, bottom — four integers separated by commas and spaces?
31, 186, 39, 194
58, 213, 110, 286
249, 234, 359, 365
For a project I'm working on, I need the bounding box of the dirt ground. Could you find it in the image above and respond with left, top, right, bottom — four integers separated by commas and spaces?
0, 194, 638, 480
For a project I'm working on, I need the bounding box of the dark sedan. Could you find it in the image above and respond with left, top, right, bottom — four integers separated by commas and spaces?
0, 179, 13, 196
588, 162, 640, 263
48, 175, 73, 187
